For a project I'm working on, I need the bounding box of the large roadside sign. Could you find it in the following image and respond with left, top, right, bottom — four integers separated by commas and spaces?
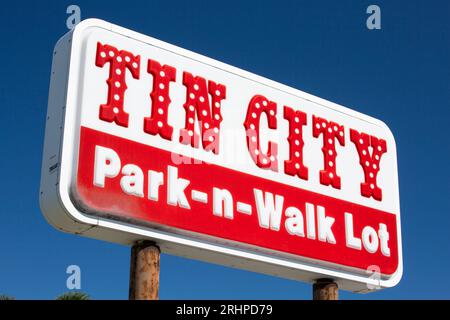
40, 19, 402, 292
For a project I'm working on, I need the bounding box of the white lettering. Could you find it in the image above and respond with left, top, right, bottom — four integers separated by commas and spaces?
254, 189, 284, 231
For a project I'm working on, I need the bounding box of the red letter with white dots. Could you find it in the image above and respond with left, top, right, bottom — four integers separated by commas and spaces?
284, 106, 308, 180
244, 95, 278, 171
143, 59, 176, 141
95, 42, 140, 127
350, 129, 387, 201
312, 116, 345, 189
179, 72, 226, 154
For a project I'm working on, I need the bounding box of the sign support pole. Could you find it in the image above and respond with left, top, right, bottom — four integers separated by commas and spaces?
313, 279, 338, 300
129, 241, 160, 300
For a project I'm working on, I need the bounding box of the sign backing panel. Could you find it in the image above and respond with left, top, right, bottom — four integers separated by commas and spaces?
40, 19, 402, 292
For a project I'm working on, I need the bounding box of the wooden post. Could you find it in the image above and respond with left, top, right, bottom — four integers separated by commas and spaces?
129, 241, 160, 300
313, 278, 338, 300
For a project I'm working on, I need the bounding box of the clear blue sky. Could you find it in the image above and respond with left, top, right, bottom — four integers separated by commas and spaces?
0, 0, 449, 299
